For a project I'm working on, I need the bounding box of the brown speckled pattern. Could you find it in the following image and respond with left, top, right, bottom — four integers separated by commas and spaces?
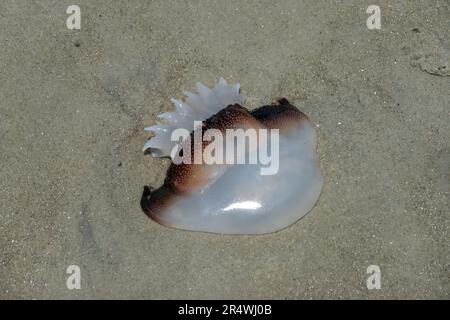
251, 98, 311, 132
141, 98, 309, 223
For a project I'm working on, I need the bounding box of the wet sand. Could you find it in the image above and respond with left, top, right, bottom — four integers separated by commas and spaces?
0, 0, 448, 298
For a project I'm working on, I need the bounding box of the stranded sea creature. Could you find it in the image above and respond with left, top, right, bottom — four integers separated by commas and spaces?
141, 78, 323, 234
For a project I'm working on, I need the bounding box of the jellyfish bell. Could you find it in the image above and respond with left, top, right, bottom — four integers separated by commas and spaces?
141, 78, 323, 234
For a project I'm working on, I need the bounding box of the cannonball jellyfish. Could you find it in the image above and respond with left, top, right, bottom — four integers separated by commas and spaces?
141, 78, 323, 234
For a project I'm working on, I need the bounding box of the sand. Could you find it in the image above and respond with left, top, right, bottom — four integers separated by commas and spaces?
0, 0, 448, 299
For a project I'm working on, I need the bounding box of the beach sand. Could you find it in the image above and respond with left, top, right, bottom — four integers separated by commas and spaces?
0, 0, 448, 298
